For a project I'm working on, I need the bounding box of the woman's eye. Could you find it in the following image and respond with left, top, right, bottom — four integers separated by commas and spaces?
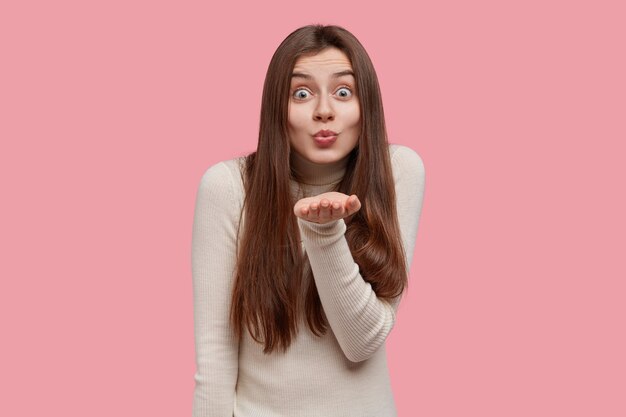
293, 89, 311, 100
336, 87, 353, 98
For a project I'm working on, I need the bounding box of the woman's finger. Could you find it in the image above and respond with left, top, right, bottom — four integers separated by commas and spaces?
318, 198, 332, 221
309, 202, 320, 220
345, 195, 361, 215
331, 200, 344, 218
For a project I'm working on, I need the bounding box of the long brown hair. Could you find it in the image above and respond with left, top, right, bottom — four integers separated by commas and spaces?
230, 24, 407, 354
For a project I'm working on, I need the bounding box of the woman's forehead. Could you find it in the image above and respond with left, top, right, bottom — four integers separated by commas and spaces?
292, 48, 353, 75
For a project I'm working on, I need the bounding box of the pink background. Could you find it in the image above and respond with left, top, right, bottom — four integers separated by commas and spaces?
1, 0, 625, 416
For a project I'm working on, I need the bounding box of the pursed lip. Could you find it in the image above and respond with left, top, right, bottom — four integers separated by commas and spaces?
313, 129, 338, 138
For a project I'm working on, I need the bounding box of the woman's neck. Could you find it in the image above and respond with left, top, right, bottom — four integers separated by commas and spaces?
289, 151, 348, 186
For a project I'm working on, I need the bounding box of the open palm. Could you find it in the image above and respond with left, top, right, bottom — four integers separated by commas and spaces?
293, 192, 362, 224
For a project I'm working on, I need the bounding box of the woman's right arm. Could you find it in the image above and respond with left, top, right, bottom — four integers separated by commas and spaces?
191, 161, 240, 417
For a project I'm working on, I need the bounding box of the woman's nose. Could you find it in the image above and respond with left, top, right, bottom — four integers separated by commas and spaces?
313, 95, 334, 122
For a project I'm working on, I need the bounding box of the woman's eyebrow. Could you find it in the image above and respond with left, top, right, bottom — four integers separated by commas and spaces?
291, 70, 355, 80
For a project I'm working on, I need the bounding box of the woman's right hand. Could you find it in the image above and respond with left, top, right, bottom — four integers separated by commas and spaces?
293, 191, 362, 224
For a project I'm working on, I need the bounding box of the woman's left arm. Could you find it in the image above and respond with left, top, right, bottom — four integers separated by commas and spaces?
297, 145, 426, 363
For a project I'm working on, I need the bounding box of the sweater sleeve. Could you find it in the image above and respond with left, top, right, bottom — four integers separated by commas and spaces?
191, 162, 240, 416
297, 145, 426, 363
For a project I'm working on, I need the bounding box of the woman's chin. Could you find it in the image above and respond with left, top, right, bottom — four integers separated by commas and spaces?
305, 148, 351, 164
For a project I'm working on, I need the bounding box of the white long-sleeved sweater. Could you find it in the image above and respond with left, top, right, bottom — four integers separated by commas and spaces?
191, 144, 425, 417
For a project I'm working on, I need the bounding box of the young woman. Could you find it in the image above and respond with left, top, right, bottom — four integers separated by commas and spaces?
191, 24, 426, 417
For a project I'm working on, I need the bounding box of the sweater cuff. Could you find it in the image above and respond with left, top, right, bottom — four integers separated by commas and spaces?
297, 217, 346, 244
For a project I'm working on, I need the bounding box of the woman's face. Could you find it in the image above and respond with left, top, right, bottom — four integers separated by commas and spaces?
288, 47, 361, 165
